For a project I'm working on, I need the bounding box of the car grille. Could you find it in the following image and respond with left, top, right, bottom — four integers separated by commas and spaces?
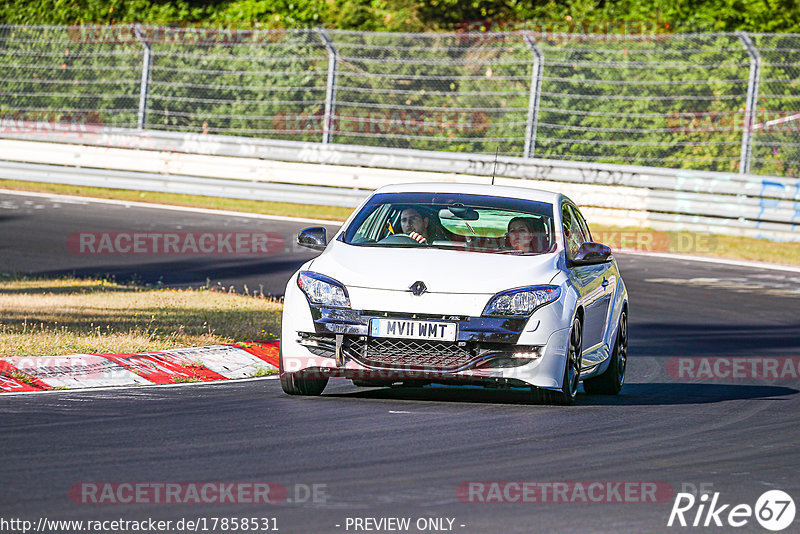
344, 337, 477, 371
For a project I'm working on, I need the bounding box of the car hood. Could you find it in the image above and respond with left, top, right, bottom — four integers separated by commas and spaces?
309, 241, 560, 294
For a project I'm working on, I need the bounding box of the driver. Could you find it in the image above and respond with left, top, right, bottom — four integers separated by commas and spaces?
400, 207, 431, 244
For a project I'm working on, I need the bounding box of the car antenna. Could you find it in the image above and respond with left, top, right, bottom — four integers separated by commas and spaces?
491, 145, 499, 185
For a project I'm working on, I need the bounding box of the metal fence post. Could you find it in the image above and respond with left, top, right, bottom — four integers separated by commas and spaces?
737, 31, 761, 174
522, 31, 544, 159
134, 24, 152, 130
316, 29, 338, 144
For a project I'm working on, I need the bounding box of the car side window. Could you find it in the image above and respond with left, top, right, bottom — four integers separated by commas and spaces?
353, 204, 391, 242
571, 205, 593, 243
562, 204, 589, 258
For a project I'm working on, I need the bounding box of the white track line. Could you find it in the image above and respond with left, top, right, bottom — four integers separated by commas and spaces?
0, 375, 280, 396
618, 249, 800, 273
0, 188, 344, 225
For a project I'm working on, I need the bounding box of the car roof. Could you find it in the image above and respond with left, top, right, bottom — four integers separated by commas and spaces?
372, 182, 567, 205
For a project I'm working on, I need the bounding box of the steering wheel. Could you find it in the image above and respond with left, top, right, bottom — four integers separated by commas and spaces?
378, 233, 426, 245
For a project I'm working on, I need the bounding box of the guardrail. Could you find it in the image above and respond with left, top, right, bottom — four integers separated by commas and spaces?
0, 160, 368, 208
0, 126, 798, 241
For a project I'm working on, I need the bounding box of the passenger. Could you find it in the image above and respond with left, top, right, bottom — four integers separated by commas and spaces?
506, 216, 549, 253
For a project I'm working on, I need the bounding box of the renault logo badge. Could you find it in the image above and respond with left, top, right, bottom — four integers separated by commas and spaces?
409, 281, 427, 296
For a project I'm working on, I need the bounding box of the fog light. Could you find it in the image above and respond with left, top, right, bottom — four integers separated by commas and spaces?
513, 347, 542, 359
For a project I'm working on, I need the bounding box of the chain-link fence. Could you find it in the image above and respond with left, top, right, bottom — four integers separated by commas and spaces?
1, 25, 799, 177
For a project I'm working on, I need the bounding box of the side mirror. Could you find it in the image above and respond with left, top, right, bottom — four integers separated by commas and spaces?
571, 242, 612, 266
297, 227, 327, 251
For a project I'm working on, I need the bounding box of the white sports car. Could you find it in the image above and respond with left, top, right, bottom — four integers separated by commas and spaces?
280, 183, 628, 404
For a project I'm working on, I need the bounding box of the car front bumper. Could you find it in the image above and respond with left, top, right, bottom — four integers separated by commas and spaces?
282, 328, 570, 390
281, 273, 572, 390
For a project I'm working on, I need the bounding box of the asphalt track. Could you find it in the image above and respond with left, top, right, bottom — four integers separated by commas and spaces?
1, 190, 800, 533
0, 190, 341, 296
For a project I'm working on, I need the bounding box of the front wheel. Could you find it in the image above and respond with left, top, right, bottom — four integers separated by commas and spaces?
279, 347, 328, 396
537, 316, 582, 405
584, 310, 627, 395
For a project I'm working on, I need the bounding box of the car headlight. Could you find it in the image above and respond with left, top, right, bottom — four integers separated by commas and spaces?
482, 285, 561, 317
297, 271, 351, 308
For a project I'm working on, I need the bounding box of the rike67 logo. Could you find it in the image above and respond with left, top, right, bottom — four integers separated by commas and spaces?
668, 490, 796, 531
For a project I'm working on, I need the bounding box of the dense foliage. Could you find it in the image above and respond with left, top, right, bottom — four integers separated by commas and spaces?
2, 0, 800, 33
1, 2, 799, 176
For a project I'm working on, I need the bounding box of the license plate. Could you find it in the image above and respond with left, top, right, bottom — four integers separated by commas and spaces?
370, 318, 457, 342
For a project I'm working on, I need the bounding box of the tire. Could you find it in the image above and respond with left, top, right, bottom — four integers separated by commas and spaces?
584, 310, 627, 395
279, 346, 328, 396
537, 316, 582, 405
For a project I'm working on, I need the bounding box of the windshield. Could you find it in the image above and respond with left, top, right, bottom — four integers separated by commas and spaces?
341, 192, 556, 255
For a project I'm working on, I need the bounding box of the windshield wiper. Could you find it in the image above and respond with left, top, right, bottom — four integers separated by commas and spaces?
492, 249, 526, 255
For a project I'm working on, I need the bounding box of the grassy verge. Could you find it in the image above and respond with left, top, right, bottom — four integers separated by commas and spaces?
0, 275, 282, 358
1, 179, 797, 266
0, 179, 354, 222
590, 225, 799, 266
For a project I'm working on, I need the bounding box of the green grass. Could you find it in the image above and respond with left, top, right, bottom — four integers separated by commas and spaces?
0, 275, 283, 358
9, 370, 39, 387
249, 366, 280, 377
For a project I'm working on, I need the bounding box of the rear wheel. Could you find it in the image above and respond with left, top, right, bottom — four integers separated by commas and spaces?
537, 316, 582, 405
584, 310, 627, 395
279, 346, 328, 396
